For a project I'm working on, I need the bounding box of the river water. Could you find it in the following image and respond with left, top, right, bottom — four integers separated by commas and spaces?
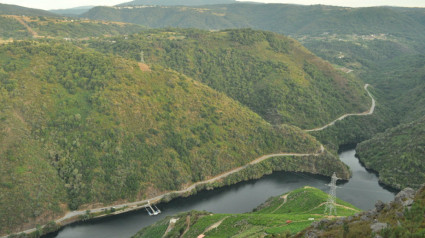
46, 149, 396, 238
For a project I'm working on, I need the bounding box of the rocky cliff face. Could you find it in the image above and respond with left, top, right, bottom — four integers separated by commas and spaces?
297, 185, 425, 238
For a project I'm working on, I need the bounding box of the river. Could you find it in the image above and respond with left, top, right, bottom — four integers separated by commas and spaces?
45, 149, 396, 238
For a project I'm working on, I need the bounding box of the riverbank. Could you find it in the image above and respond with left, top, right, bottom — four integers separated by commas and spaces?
47, 148, 395, 238
34, 148, 348, 238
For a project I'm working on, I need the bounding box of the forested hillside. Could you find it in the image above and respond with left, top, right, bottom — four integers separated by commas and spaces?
352, 55, 425, 190
0, 41, 341, 235
84, 28, 370, 129
363, 55, 425, 123
1, 2, 424, 236
77, 3, 425, 152
133, 187, 360, 237
0, 16, 32, 39
356, 117, 425, 189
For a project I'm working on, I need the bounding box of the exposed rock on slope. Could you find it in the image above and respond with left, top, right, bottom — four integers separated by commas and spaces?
298, 185, 425, 238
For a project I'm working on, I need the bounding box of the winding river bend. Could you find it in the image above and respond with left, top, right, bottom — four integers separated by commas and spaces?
46, 148, 395, 238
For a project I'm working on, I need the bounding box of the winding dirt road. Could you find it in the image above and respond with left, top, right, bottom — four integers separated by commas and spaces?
2, 84, 375, 238
8, 16, 41, 38
304, 84, 375, 132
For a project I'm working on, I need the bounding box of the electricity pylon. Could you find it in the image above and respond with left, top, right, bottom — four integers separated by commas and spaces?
324, 172, 339, 216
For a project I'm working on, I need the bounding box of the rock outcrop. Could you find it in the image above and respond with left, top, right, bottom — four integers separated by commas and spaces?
296, 185, 425, 238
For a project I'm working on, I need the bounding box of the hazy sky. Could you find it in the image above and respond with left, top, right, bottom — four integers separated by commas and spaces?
0, 0, 424, 10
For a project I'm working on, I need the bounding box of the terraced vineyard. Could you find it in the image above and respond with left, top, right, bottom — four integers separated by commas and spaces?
133, 187, 361, 237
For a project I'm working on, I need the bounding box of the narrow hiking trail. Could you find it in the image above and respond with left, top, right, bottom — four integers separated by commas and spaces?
200, 217, 228, 236
162, 218, 179, 238
271, 194, 289, 213
2, 84, 375, 238
180, 215, 191, 238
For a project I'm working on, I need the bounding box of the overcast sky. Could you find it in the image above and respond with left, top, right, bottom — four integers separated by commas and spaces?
0, 0, 424, 10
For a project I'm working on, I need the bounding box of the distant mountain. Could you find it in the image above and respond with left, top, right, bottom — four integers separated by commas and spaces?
0, 3, 58, 17
0, 15, 145, 40
49, 6, 94, 16
81, 4, 425, 39
118, 0, 237, 6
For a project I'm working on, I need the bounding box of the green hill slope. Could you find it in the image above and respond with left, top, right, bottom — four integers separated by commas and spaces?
133, 186, 361, 238
0, 41, 343, 235
298, 185, 425, 237
86, 28, 370, 129
363, 54, 425, 123
0, 16, 32, 39
356, 117, 425, 190
0, 3, 58, 17
0, 15, 145, 40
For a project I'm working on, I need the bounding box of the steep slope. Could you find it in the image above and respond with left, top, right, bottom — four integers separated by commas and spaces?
356, 117, 425, 190
0, 41, 332, 235
86, 28, 370, 129
363, 54, 425, 123
132, 187, 361, 237
79, 3, 425, 149
0, 3, 58, 17
298, 185, 425, 238
0, 16, 32, 39
337, 54, 425, 190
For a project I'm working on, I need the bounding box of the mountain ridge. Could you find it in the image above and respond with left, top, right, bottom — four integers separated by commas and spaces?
117, 0, 238, 7
80, 3, 425, 40
0, 3, 58, 17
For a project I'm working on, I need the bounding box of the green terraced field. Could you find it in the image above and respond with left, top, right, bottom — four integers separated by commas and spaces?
133, 186, 361, 238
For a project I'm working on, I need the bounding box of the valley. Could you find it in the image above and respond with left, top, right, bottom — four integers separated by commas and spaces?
0, 1, 424, 237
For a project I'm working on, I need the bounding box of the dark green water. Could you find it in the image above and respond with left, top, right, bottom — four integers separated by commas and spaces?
46, 149, 395, 238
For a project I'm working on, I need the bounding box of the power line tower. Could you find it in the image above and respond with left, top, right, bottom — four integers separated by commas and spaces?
324, 172, 339, 216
